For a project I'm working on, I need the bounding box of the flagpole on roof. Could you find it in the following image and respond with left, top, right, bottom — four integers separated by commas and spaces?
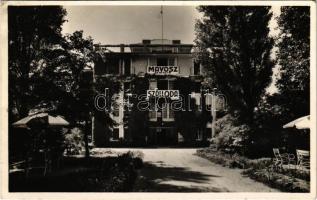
161, 5, 164, 51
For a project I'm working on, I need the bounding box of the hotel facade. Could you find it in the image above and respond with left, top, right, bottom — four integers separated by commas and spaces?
92, 39, 222, 147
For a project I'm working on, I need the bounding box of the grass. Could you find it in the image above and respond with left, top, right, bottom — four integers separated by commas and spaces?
9, 151, 143, 192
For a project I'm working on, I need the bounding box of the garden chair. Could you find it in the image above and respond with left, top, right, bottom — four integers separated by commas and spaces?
296, 149, 310, 170
272, 148, 296, 170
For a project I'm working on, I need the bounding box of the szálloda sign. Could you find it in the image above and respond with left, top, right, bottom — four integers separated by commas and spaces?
147, 66, 179, 75
147, 90, 179, 100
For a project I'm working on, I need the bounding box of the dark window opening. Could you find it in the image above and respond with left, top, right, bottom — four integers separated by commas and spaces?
170, 80, 175, 90
157, 57, 174, 66
124, 128, 129, 140
157, 80, 168, 90
157, 58, 168, 66
194, 61, 200, 75
106, 59, 120, 74
157, 80, 174, 90
168, 58, 175, 66
124, 59, 131, 75
142, 40, 151, 44
193, 82, 201, 92
112, 128, 119, 140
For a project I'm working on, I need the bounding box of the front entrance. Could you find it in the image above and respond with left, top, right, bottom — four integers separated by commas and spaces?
157, 128, 167, 145
149, 127, 177, 146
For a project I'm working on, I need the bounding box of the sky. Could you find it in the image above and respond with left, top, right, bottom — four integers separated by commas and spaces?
62, 6, 280, 94
62, 6, 201, 44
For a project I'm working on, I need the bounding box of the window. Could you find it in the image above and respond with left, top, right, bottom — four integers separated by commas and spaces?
157, 80, 174, 90
124, 128, 129, 141
112, 94, 120, 117
142, 40, 151, 44
194, 61, 200, 75
169, 107, 175, 119
162, 103, 174, 121
149, 103, 157, 121
157, 58, 168, 66
113, 106, 119, 117
196, 130, 203, 141
124, 59, 131, 75
149, 80, 157, 90
157, 58, 174, 66
168, 80, 174, 90
106, 59, 120, 74
162, 104, 168, 119
112, 128, 119, 140
193, 82, 201, 92
168, 58, 175, 66
157, 80, 168, 90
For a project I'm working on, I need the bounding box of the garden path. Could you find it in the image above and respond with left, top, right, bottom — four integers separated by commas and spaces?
99, 148, 280, 192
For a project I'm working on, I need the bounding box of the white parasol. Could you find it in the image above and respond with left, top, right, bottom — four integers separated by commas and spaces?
283, 115, 310, 130
12, 112, 69, 128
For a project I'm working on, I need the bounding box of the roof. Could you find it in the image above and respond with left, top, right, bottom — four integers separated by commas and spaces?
94, 39, 194, 53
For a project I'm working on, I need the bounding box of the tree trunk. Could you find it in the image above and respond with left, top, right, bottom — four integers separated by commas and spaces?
18, 73, 31, 118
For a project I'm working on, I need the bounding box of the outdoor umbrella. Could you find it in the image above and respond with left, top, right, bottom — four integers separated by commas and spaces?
283, 115, 310, 130
12, 112, 69, 128
12, 112, 69, 176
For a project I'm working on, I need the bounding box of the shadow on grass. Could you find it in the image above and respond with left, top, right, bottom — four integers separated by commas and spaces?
9, 155, 139, 192
133, 162, 229, 192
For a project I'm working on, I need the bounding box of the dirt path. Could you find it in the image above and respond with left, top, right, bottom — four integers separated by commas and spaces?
103, 148, 280, 192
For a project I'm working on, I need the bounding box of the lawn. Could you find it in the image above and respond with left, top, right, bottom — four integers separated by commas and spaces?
9, 151, 143, 192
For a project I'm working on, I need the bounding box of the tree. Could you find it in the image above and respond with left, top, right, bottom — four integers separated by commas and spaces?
275, 6, 310, 121
195, 6, 275, 124
31, 30, 120, 157
58, 31, 95, 157
174, 77, 211, 144
25, 30, 95, 157
126, 76, 149, 145
8, 6, 67, 120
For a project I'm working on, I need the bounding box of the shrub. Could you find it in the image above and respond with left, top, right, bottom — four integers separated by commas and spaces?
197, 148, 272, 169
64, 128, 85, 155
106, 152, 139, 191
126, 150, 144, 159
211, 114, 250, 155
246, 158, 273, 169
197, 148, 310, 192
275, 167, 310, 181
243, 168, 309, 192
